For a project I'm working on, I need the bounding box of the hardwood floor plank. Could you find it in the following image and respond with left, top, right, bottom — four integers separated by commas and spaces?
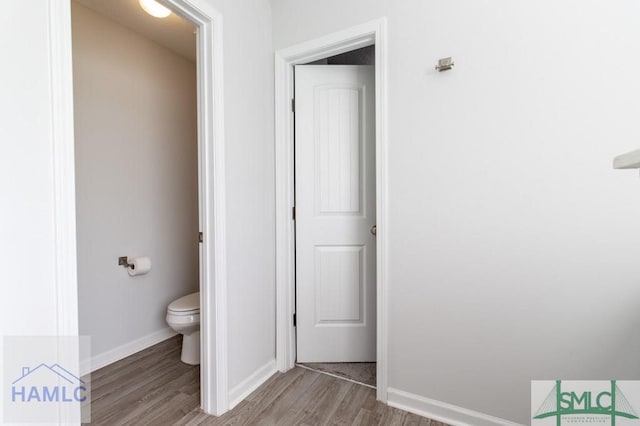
249, 367, 321, 425
421, 416, 446, 426
277, 374, 337, 426
91, 360, 196, 424
371, 401, 405, 425
90, 337, 181, 392
298, 377, 352, 425
107, 369, 199, 425
86, 337, 449, 426
241, 368, 312, 421
327, 383, 371, 425
403, 412, 426, 425
350, 408, 374, 426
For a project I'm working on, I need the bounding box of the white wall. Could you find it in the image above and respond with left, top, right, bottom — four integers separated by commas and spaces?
0, 5, 60, 336
201, 0, 276, 393
0, 2, 65, 419
272, 0, 640, 423
72, 3, 199, 361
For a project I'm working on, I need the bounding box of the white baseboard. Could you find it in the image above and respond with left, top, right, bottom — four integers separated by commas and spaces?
387, 387, 522, 426
81, 328, 177, 375
228, 359, 277, 410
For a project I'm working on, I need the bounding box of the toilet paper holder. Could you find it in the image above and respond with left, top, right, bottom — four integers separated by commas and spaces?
118, 256, 133, 269
118, 255, 152, 276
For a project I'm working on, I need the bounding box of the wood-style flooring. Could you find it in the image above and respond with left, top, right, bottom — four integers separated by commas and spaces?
87, 335, 200, 424
87, 336, 448, 425
298, 362, 376, 388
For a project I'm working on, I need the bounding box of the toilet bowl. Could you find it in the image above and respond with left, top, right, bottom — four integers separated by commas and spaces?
166, 292, 200, 365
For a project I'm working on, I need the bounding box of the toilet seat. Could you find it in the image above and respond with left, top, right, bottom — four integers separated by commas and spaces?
167, 308, 199, 316
167, 292, 199, 315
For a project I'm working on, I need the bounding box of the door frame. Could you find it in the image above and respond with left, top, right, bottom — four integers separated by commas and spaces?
274, 18, 389, 402
49, 0, 230, 415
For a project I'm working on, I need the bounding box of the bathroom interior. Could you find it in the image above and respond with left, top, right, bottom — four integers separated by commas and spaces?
72, 0, 202, 382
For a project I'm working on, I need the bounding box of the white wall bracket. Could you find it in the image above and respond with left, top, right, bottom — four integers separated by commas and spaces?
614, 149, 640, 169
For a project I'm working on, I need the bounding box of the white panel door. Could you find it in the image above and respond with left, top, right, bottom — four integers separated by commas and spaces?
295, 65, 376, 362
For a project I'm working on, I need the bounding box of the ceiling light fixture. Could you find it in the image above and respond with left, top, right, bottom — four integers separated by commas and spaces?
139, 0, 172, 18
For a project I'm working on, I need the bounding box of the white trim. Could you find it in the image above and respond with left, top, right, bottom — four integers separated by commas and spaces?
228, 359, 278, 410
48, 1, 82, 419
49, 0, 79, 339
51, 0, 229, 417
373, 18, 389, 403
163, 0, 228, 415
49, 6, 79, 421
80, 328, 177, 376
274, 17, 389, 403
387, 388, 522, 426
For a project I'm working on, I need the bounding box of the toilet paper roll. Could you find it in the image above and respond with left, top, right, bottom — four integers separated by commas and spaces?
127, 256, 152, 277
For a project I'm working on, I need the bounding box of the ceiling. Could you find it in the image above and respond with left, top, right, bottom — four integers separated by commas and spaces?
74, 0, 196, 62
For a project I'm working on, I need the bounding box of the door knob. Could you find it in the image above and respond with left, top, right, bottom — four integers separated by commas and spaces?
370, 225, 377, 236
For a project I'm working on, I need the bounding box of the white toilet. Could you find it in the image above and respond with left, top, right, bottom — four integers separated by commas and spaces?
166, 292, 200, 365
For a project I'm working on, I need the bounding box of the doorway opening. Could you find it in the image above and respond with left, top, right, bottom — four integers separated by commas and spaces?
72, 0, 199, 407
275, 18, 389, 402
293, 46, 377, 388
64, 0, 228, 415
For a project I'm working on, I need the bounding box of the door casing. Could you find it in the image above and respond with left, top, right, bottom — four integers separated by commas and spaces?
274, 18, 389, 402
49, 0, 229, 416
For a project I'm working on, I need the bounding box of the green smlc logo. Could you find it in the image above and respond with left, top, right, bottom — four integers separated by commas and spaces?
533, 380, 639, 425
